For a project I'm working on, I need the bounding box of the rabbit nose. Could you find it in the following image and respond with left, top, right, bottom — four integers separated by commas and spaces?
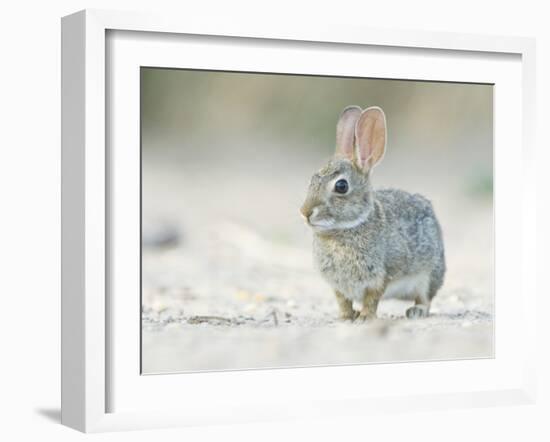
300, 204, 313, 220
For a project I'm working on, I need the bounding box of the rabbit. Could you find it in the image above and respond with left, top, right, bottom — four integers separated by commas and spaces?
300, 105, 445, 320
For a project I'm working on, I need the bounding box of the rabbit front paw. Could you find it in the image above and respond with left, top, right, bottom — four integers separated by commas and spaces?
357, 311, 377, 321
334, 291, 359, 321
357, 288, 382, 321
340, 310, 360, 321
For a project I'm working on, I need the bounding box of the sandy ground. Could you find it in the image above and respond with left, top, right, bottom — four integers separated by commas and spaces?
141, 148, 494, 373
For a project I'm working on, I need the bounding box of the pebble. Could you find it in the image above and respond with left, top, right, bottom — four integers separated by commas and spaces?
142, 221, 180, 248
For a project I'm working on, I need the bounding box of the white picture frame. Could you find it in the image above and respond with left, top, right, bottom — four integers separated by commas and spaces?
61, 9, 537, 433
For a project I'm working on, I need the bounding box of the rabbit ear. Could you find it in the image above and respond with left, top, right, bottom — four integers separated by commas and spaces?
335, 105, 362, 159
355, 106, 386, 172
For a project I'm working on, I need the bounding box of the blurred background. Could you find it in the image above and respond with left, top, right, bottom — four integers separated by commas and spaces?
141, 68, 494, 373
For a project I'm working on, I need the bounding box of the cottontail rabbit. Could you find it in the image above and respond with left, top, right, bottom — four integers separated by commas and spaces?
300, 106, 445, 320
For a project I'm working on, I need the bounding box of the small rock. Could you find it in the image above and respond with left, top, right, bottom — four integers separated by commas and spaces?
142, 221, 180, 249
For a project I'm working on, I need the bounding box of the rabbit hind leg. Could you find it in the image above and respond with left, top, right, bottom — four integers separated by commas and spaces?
406, 293, 431, 319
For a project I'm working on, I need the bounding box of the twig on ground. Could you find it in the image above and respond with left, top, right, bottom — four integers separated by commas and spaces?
270, 310, 279, 326
187, 315, 234, 325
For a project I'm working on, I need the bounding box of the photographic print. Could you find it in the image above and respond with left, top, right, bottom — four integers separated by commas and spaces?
140, 68, 493, 373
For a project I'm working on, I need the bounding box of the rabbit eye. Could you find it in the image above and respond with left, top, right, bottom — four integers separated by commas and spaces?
334, 179, 349, 194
